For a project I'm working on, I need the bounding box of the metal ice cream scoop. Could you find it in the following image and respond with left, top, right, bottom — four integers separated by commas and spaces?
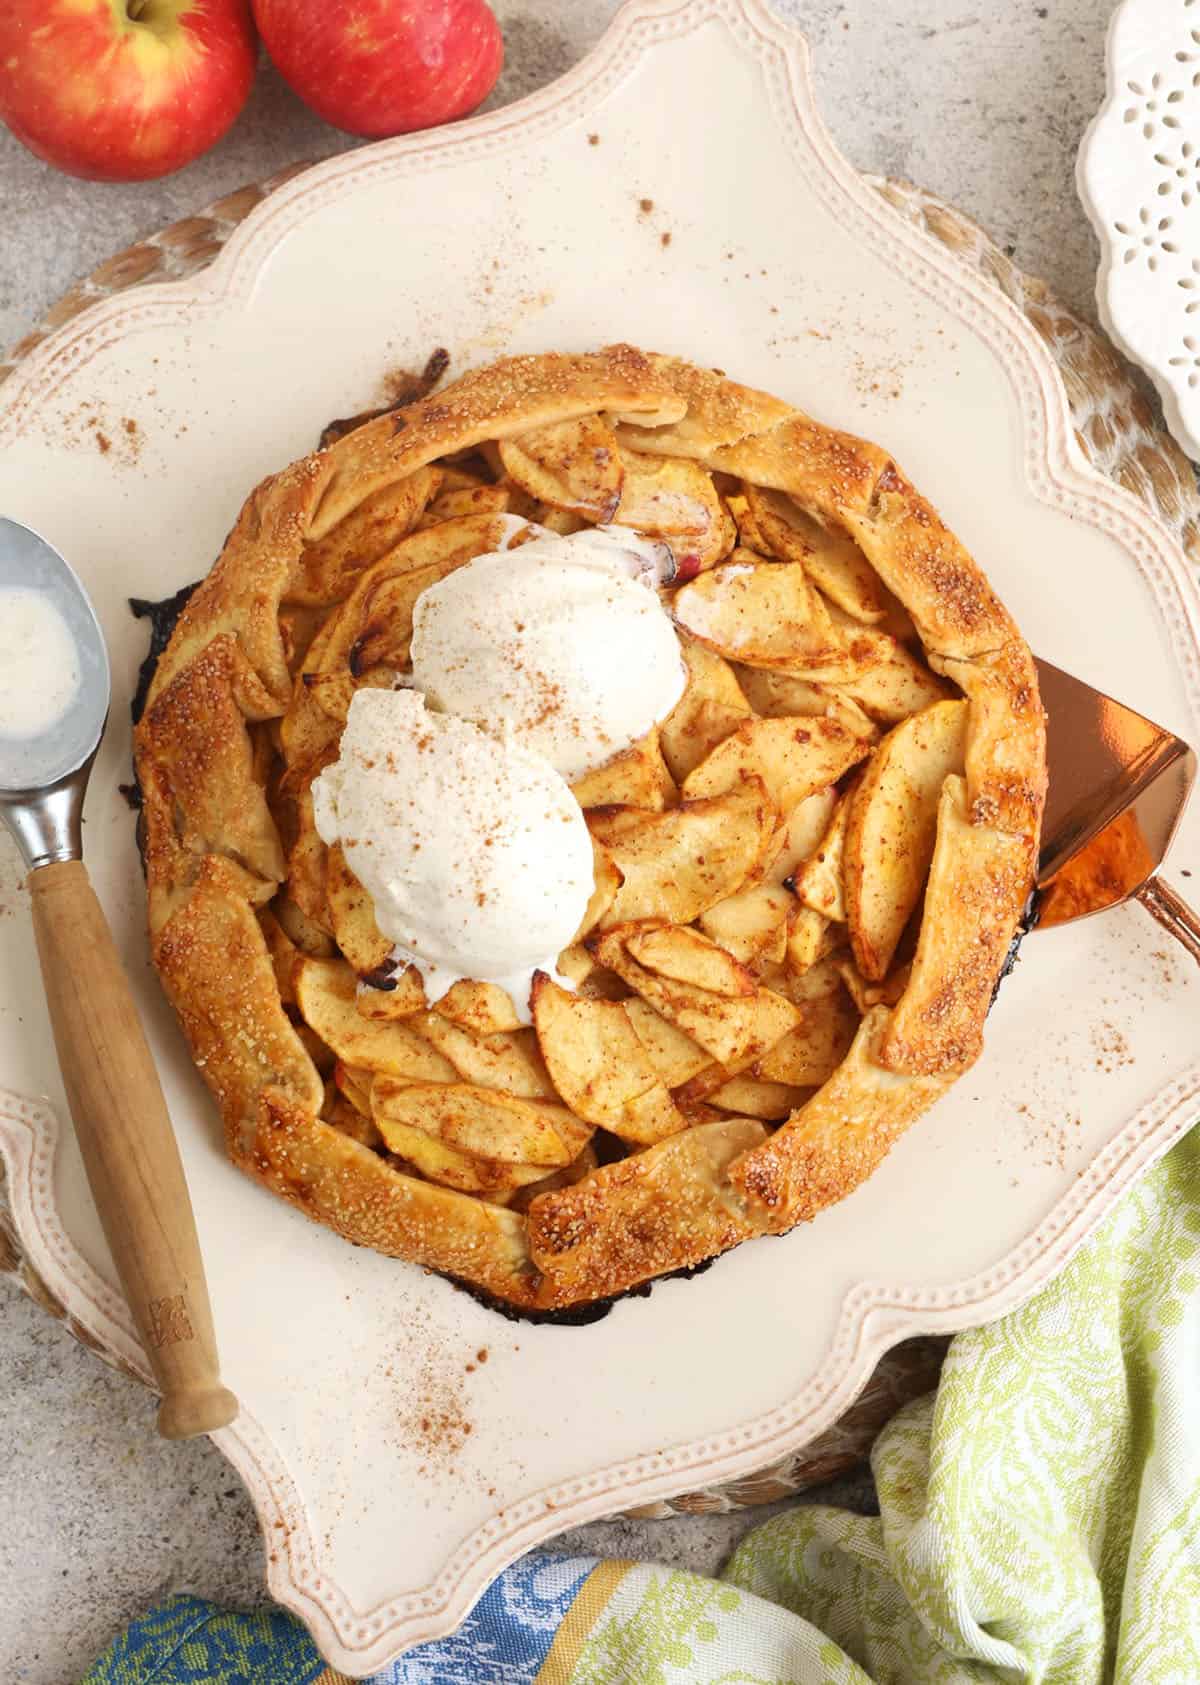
0, 517, 236, 1440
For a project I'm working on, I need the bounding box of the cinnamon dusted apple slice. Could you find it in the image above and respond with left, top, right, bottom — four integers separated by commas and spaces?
759, 787, 840, 887
588, 779, 777, 927
258, 907, 301, 1004
790, 786, 854, 921
326, 845, 427, 1010
272, 894, 337, 959
733, 666, 878, 741
844, 698, 968, 980
699, 883, 794, 968
724, 491, 771, 554
417, 1013, 557, 1101
574, 840, 623, 941
831, 627, 953, 724
835, 958, 912, 1015
324, 1092, 384, 1151
554, 943, 630, 1001
333, 1061, 374, 1117
371, 1112, 550, 1200
507, 1143, 600, 1211
286, 771, 334, 934
682, 715, 870, 811
590, 922, 799, 1072
707, 1075, 813, 1120
301, 667, 357, 725
623, 998, 712, 1086
740, 484, 889, 623
529, 508, 587, 537
763, 952, 846, 1007
416, 481, 515, 528
499, 414, 624, 521
371, 1079, 592, 1167
659, 641, 753, 782
756, 984, 859, 1086
625, 923, 756, 996
571, 729, 677, 811
673, 557, 855, 677
784, 904, 842, 976
291, 465, 443, 605
613, 449, 732, 577
355, 967, 427, 1020
283, 514, 509, 766
295, 957, 456, 1080
326, 843, 392, 978
531, 975, 685, 1145
434, 979, 524, 1036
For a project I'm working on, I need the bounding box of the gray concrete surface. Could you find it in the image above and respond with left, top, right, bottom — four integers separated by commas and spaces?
0, 1, 1111, 1677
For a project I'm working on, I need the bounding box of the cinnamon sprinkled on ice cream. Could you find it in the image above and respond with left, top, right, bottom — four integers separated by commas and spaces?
410, 526, 685, 781
311, 689, 592, 1020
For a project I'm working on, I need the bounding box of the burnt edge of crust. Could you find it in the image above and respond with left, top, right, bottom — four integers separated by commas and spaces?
447, 1253, 718, 1326
126, 583, 201, 861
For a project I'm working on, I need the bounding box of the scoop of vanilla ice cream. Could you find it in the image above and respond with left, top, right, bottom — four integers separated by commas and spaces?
409, 527, 686, 783
310, 688, 593, 1018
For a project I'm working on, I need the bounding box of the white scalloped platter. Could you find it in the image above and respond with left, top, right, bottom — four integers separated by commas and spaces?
2, 0, 1199, 1672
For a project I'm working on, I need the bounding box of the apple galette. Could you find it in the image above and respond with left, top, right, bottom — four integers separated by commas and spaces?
134, 346, 1046, 1314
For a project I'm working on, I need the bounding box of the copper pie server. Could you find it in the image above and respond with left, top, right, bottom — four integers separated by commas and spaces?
0, 516, 237, 1439
1032, 658, 1199, 961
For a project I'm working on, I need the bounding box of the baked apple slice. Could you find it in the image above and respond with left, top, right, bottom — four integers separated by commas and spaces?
370, 1112, 550, 1199
707, 1075, 812, 1119
739, 483, 889, 623
790, 785, 855, 921
756, 985, 859, 1086
844, 698, 968, 980
613, 449, 734, 576
295, 957, 455, 1079
732, 666, 878, 741
590, 922, 798, 1072
531, 975, 685, 1145
699, 883, 793, 968
325, 843, 392, 978
417, 1013, 556, 1101
682, 715, 870, 811
371, 1079, 592, 1167
623, 998, 712, 1086
570, 729, 677, 810
588, 779, 777, 926
673, 557, 855, 677
499, 415, 624, 521
759, 787, 840, 886
659, 641, 752, 781
434, 979, 524, 1036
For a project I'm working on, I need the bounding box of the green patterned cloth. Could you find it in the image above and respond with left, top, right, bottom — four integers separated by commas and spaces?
565, 1125, 1200, 1684
86, 1129, 1199, 1683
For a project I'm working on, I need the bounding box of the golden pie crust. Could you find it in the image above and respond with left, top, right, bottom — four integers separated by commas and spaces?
134, 346, 1046, 1313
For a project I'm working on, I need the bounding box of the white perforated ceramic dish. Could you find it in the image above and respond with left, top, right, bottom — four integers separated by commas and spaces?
2, 0, 1199, 1671
1079, 0, 1200, 458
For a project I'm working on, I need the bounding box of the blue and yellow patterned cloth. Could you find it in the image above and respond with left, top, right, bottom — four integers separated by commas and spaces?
86, 1128, 1200, 1685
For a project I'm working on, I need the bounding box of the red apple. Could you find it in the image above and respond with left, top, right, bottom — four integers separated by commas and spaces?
254, 0, 502, 139
0, 0, 257, 183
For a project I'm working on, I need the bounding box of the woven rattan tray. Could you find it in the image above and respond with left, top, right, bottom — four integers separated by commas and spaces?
1, 164, 1196, 1519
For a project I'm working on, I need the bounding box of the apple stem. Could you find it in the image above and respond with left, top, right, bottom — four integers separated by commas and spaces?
126, 0, 148, 17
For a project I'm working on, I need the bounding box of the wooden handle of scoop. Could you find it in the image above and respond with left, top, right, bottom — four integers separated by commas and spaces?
28, 860, 238, 1440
